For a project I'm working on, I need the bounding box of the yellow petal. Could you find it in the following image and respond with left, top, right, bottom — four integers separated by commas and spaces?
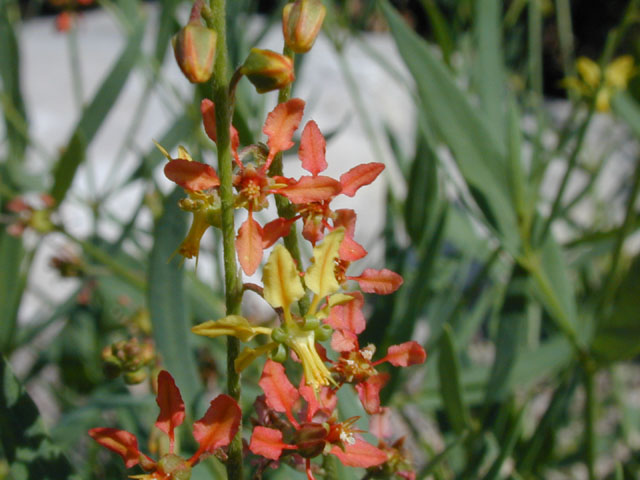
305, 228, 345, 299
576, 57, 601, 90
595, 88, 611, 112
177, 145, 193, 161
605, 55, 635, 89
235, 343, 278, 372
192, 315, 263, 342
263, 245, 305, 310
315, 293, 357, 319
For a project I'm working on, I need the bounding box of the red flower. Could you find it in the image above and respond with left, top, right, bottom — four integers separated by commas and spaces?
248, 360, 387, 479
89, 371, 241, 478
324, 296, 426, 414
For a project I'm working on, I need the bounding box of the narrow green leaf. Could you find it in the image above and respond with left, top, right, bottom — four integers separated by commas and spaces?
50, 23, 144, 204
482, 405, 525, 480
592, 255, 640, 363
612, 92, 640, 137
473, 0, 505, 143
530, 234, 579, 341
0, 357, 80, 479
380, 0, 519, 252
519, 373, 577, 473
484, 265, 528, 403
0, 0, 28, 169
438, 324, 472, 434
0, 232, 24, 354
148, 188, 201, 407
404, 126, 439, 245
419, 0, 454, 65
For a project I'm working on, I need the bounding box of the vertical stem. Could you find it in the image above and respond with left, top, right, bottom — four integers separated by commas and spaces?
209, 0, 243, 478
584, 364, 597, 480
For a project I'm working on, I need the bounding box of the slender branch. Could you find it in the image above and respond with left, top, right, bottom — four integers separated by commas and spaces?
209, 0, 243, 478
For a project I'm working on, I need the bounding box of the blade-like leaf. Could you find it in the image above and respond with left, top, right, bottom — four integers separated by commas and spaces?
148, 188, 201, 406
0, 231, 25, 353
380, 0, 519, 252
50, 23, 144, 204
437, 324, 472, 434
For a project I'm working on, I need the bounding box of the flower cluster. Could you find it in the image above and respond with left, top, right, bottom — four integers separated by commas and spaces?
564, 55, 636, 112
168, 96, 427, 477
90, 1, 426, 479
89, 371, 241, 479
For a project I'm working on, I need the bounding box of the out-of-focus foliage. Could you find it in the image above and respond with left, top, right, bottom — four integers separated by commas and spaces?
2, 0, 640, 479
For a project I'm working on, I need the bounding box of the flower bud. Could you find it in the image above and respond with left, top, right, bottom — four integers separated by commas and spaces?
282, 0, 326, 53
240, 48, 294, 93
173, 22, 217, 83
158, 454, 192, 480
315, 323, 332, 342
293, 422, 328, 458
302, 315, 320, 331
271, 326, 289, 344
269, 343, 288, 363
124, 368, 148, 385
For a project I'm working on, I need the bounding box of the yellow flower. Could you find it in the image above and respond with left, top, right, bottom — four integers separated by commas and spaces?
565, 55, 636, 112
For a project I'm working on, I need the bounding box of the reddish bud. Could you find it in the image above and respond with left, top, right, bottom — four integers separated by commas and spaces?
241, 48, 295, 94
282, 0, 326, 54
173, 23, 217, 83
294, 422, 329, 458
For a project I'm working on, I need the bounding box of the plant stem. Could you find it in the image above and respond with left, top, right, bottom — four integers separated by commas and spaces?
209, 0, 243, 478
584, 363, 597, 480
537, 105, 595, 245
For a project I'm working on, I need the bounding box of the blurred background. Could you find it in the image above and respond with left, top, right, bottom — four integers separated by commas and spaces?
2, 1, 640, 479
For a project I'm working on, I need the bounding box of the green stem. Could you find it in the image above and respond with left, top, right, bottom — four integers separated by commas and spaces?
537, 105, 595, 245
209, 0, 243, 478
584, 363, 597, 480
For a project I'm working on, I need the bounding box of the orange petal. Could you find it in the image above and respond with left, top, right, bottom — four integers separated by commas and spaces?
164, 159, 219, 191
274, 175, 341, 204
236, 215, 264, 275
330, 329, 358, 352
263, 98, 305, 169
155, 371, 185, 450
259, 359, 300, 427
262, 217, 295, 249
299, 120, 327, 175
192, 394, 242, 456
88, 427, 142, 468
349, 268, 403, 295
330, 437, 387, 468
355, 373, 389, 415
201, 99, 241, 166
325, 292, 365, 335
249, 426, 295, 460
382, 341, 426, 367
339, 163, 385, 197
